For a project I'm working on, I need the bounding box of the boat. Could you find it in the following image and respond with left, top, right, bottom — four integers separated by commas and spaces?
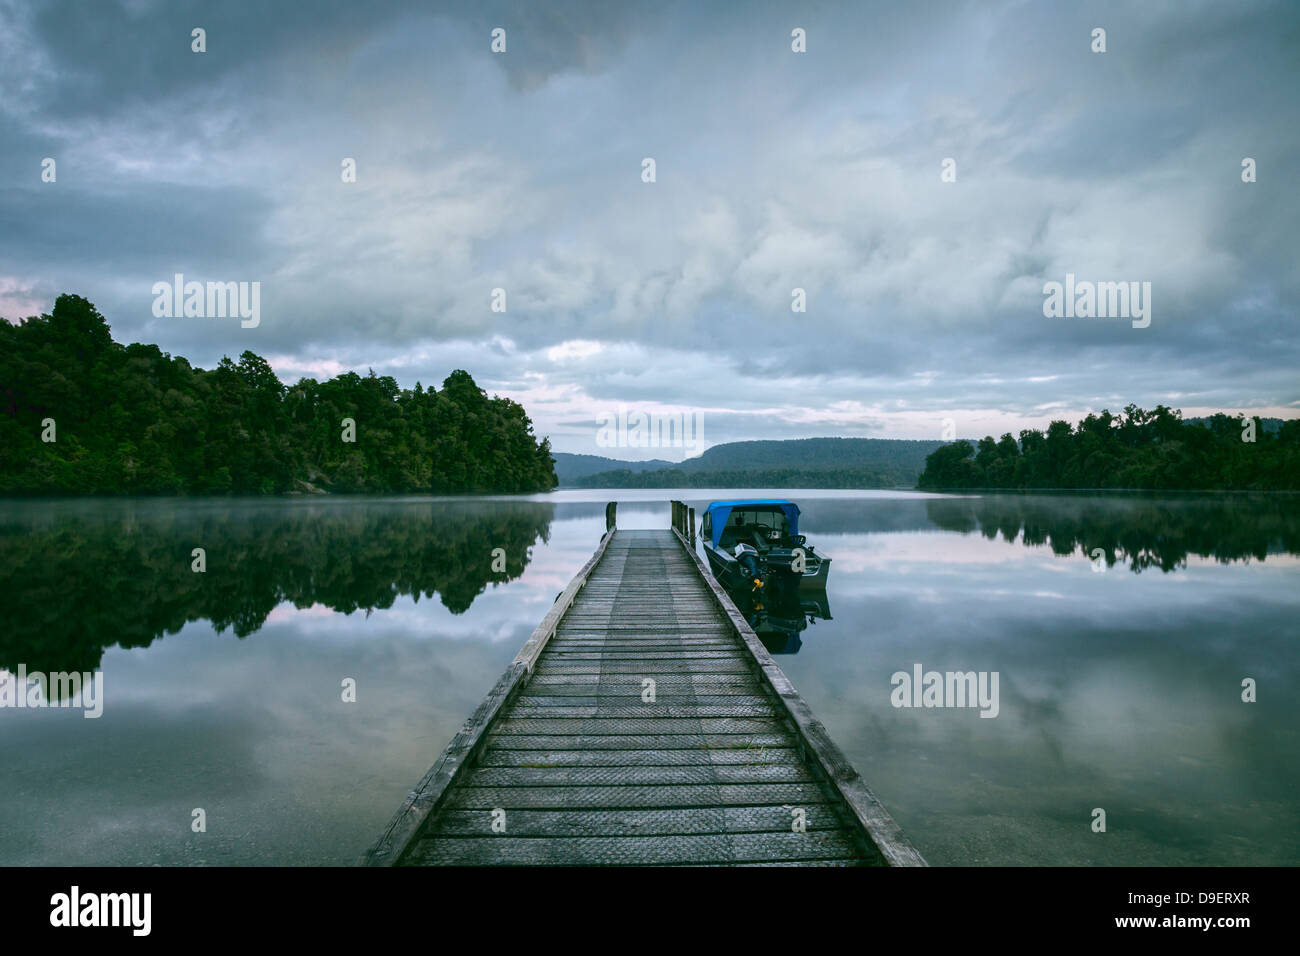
700, 499, 831, 592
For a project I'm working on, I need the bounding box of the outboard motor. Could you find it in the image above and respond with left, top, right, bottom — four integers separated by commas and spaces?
733, 543, 764, 593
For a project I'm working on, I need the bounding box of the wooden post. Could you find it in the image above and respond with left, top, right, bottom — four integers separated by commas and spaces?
688, 507, 695, 547
605, 501, 617, 534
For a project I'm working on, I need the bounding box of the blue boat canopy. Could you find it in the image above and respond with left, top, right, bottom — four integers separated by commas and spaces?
704, 499, 800, 547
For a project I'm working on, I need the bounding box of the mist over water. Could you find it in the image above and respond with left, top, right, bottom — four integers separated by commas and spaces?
1, 490, 1296, 865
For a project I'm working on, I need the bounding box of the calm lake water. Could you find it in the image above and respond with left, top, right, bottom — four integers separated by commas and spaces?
2, 490, 1297, 866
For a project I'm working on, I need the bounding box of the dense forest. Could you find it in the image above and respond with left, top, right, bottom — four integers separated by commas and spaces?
917, 406, 1300, 491
0, 295, 557, 495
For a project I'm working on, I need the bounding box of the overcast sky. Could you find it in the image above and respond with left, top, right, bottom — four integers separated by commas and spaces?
2, 0, 1296, 459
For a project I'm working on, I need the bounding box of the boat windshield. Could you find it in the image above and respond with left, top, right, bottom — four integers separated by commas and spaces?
718, 508, 790, 549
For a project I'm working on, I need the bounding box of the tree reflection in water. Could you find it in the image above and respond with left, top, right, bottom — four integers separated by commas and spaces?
0, 500, 554, 675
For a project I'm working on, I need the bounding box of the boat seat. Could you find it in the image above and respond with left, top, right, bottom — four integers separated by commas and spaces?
717, 529, 743, 550
718, 528, 772, 552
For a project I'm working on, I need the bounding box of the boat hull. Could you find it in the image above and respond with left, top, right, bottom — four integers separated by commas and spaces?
703, 540, 831, 591
794, 555, 831, 590
703, 541, 750, 590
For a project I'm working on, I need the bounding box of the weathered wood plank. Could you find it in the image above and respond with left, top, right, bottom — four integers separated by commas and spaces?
545, 637, 736, 647
491, 717, 787, 735
404, 831, 871, 866
482, 732, 795, 751
501, 704, 781, 721
524, 673, 757, 687
462, 763, 816, 787
520, 685, 763, 698
513, 693, 776, 707
531, 661, 755, 675
442, 781, 838, 810
477, 747, 803, 768
543, 647, 746, 657
428, 804, 839, 837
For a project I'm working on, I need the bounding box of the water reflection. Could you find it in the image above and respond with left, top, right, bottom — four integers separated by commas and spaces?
0, 499, 555, 675
921, 494, 1300, 572
724, 577, 832, 655
2, 490, 1297, 866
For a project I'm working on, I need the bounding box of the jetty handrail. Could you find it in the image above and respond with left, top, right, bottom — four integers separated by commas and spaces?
669, 499, 696, 547
667, 516, 927, 867
360, 502, 619, 866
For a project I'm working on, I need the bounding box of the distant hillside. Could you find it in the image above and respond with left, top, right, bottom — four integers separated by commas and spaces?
675, 437, 943, 473
553, 453, 676, 484
570, 438, 944, 489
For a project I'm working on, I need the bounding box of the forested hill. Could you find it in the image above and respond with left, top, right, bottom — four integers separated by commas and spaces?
0, 294, 557, 495
680, 437, 944, 473
552, 452, 675, 482
570, 437, 944, 488
917, 406, 1299, 491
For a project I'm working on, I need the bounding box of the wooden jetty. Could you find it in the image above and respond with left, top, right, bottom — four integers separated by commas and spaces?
362, 501, 925, 866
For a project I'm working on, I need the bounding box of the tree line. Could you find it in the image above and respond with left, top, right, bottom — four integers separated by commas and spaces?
917, 405, 1299, 491
0, 295, 558, 495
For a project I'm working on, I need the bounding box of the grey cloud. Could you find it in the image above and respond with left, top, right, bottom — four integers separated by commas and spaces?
1, 0, 1296, 453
